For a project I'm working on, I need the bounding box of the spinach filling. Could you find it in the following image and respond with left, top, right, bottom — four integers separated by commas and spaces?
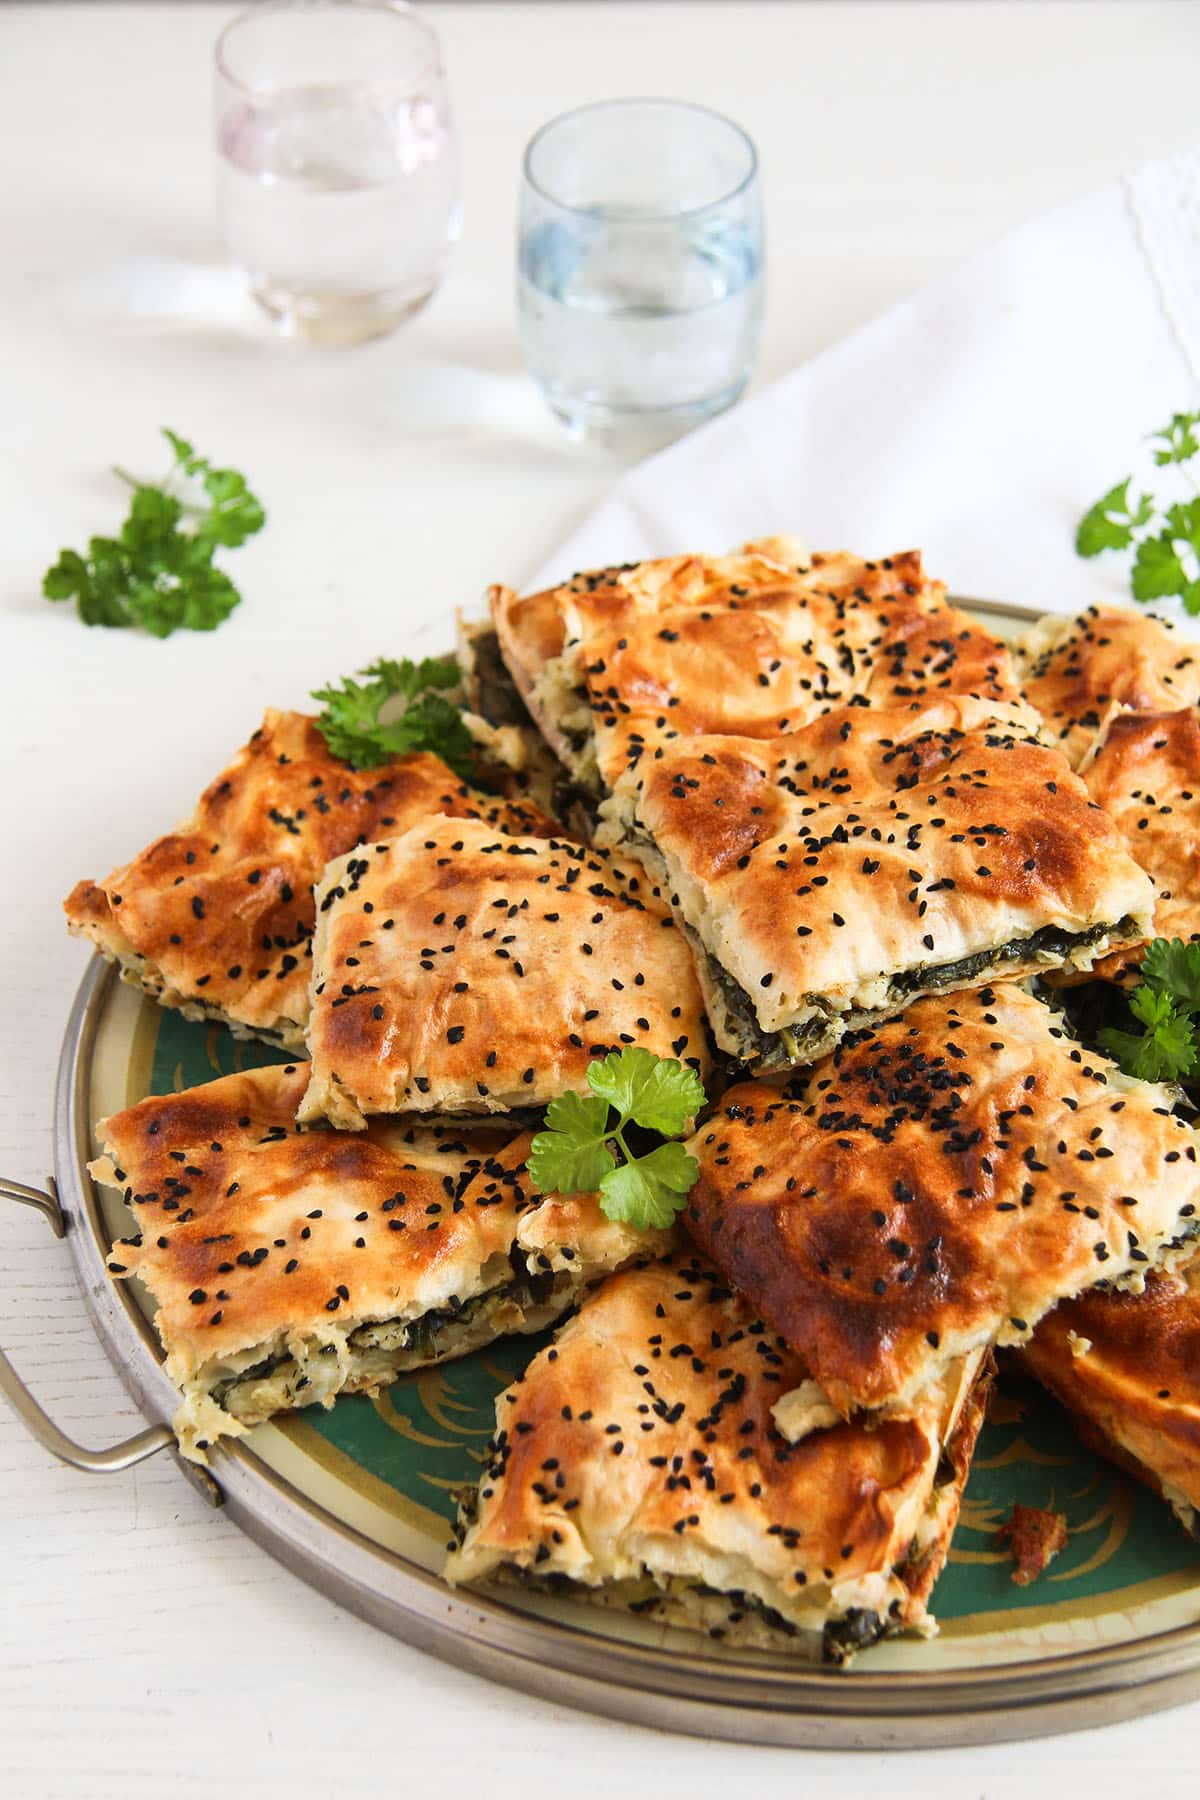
551, 779, 601, 840
471, 627, 591, 753
208, 1254, 560, 1411
888, 920, 1121, 999
706, 961, 826, 1069
376, 1257, 558, 1361
470, 628, 597, 830
821, 1606, 888, 1665
707, 918, 1136, 1069
470, 628, 538, 730
515, 1569, 888, 1663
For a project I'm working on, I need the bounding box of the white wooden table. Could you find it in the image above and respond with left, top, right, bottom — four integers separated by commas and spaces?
3, 3, 1200, 1793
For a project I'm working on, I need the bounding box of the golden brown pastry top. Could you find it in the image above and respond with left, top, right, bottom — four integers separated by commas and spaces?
491, 578, 585, 693
633, 698, 1155, 1034
64, 711, 556, 1045
492, 546, 1033, 796
684, 983, 1200, 1417
95, 1065, 666, 1388
445, 1251, 983, 1644
487, 539, 810, 727
1083, 708, 1200, 975
1017, 606, 1200, 768
558, 549, 992, 794
858, 605, 1018, 711
1024, 1255, 1200, 1517
301, 817, 711, 1127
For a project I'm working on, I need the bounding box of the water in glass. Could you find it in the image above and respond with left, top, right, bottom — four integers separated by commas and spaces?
520, 210, 762, 441
217, 85, 460, 342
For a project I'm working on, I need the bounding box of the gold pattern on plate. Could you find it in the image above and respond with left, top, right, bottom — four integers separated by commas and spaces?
947, 1492, 1012, 1566
277, 1415, 447, 1541
972, 1435, 1074, 1472
372, 1388, 460, 1450
940, 1566, 1200, 1638
481, 1355, 517, 1386
1051, 1484, 1136, 1581
952, 1466, 1136, 1584
416, 1366, 494, 1436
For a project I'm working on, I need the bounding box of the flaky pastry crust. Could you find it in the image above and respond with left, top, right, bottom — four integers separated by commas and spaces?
95, 1065, 671, 1459
1080, 708, 1200, 980
627, 698, 1154, 1063
1024, 1253, 1200, 1534
65, 711, 556, 1048
301, 817, 710, 1127
685, 983, 1200, 1417
493, 546, 1029, 799
445, 1252, 988, 1660
1016, 606, 1200, 769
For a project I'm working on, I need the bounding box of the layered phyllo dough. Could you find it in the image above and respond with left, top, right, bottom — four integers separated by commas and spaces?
620, 698, 1154, 1067
1079, 708, 1200, 980
301, 817, 710, 1127
66, 710, 556, 1049
684, 984, 1200, 1419
94, 1064, 673, 1460
1016, 605, 1200, 769
1024, 1252, 1200, 1536
445, 1253, 989, 1662
484, 544, 1023, 803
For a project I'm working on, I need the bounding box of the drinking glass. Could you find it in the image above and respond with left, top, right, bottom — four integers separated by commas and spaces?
214, 0, 461, 345
518, 99, 765, 448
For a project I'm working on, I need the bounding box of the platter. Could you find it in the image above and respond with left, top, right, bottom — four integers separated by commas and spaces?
9, 596, 1200, 1748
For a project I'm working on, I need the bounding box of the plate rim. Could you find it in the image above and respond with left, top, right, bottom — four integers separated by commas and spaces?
53, 595, 1200, 1746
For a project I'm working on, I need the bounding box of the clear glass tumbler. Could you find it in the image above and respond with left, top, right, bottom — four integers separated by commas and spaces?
518, 99, 764, 448
214, 0, 461, 345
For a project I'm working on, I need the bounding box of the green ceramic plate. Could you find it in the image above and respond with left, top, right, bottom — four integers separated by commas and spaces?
121, 995, 1200, 1650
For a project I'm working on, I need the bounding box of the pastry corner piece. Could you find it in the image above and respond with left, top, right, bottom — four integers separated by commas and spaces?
1023, 1253, 1200, 1539
64, 708, 558, 1051
629, 697, 1154, 1069
684, 983, 1200, 1420
93, 1064, 673, 1462
1079, 707, 1200, 980
1016, 604, 1200, 769
301, 816, 710, 1128
443, 1253, 990, 1663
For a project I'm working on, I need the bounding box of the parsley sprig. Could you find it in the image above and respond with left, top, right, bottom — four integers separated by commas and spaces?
529, 1048, 706, 1231
1098, 937, 1200, 1082
1076, 412, 1200, 613
312, 655, 475, 776
42, 429, 265, 636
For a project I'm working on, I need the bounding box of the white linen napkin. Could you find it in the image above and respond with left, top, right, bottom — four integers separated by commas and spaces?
531, 147, 1200, 630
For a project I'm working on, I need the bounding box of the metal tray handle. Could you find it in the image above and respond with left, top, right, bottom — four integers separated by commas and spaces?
1, 1174, 173, 1472
2, 1175, 66, 1238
